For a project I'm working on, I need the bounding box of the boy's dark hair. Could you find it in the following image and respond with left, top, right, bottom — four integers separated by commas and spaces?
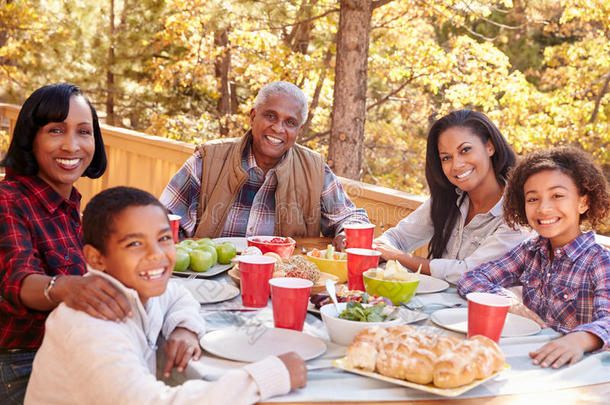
1, 83, 107, 178
504, 146, 610, 229
83, 187, 168, 254
425, 110, 516, 258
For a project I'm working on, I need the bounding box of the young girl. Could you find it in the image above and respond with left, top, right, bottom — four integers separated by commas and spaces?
374, 110, 531, 283
458, 146, 610, 369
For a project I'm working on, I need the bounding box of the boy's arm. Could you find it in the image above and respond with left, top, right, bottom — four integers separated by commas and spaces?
30, 309, 292, 405
161, 282, 206, 339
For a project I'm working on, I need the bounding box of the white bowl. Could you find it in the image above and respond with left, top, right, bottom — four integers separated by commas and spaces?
320, 302, 404, 346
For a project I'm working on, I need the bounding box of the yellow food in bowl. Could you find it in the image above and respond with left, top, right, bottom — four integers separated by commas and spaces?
306, 251, 348, 283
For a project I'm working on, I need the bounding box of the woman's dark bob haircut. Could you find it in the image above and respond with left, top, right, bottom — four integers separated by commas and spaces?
0, 83, 106, 178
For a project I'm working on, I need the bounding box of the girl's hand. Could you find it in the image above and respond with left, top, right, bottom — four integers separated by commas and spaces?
163, 327, 202, 377
56, 275, 132, 322
509, 300, 547, 328
372, 240, 403, 261
278, 352, 307, 390
530, 331, 602, 369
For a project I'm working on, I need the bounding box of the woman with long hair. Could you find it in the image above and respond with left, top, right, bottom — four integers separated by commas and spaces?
0, 83, 130, 404
374, 110, 531, 283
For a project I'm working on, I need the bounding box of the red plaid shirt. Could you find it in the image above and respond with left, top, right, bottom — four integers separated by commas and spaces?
0, 171, 86, 349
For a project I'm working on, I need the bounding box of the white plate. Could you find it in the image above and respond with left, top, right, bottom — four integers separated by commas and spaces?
430, 307, 541, 338
416, 274, 450, 294
173, 262, 233, 278
201, 327, 327, 362
176, 279, 239, 304
213, 237, 247, 253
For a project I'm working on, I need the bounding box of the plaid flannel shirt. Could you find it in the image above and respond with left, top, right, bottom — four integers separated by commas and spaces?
0, 172, 86, 349
457, 231, 610, 349
160, 141, 369, 238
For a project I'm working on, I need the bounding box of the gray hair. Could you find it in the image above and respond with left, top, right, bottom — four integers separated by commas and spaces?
253, 81, 308, 126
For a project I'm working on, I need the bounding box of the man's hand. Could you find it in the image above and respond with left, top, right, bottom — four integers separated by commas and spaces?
278, 352, 307, 390
332, 232, 346, 251
509, 300, 547, 328
56, 275, 132, 322
163, 327, 202, 377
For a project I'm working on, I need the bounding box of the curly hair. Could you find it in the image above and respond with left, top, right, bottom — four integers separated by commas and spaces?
504, 146, 610, 229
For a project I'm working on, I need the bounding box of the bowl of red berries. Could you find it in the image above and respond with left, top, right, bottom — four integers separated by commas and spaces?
246, 236, 296, 258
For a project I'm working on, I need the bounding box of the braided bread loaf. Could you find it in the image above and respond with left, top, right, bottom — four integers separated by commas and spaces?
345, 326, 505, 388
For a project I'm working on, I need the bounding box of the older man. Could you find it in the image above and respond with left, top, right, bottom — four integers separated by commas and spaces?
160, 81, 369, 247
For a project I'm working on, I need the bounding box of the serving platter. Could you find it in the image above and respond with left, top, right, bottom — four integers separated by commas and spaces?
333, 357, 510, 397
201, 326, 327, 362
173, 262, 233, 278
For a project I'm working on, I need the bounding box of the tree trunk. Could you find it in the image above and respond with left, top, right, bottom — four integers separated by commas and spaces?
106, 0, 116, 126
215, 29, 231, 136
328, 0, 372, 180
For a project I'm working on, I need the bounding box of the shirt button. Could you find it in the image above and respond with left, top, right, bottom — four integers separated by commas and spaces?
555, 249, 561, 255
546, 273, 550, 277
563, 294, 568, 299
64, 255, 69, 261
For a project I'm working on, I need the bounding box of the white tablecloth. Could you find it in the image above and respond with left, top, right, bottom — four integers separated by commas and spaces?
185, 287, 610, 402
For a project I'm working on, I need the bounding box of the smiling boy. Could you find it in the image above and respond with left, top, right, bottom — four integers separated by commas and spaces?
25, 187, 305, 404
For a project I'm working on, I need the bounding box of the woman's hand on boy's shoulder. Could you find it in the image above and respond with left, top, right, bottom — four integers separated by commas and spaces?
56, 275, 132, 322
163, 327, 202, 377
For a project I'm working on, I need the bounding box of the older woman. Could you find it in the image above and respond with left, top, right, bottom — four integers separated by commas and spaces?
0, 83, 130, 404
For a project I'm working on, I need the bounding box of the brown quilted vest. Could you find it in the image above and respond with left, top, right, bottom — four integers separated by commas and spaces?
193, 131, 325, 238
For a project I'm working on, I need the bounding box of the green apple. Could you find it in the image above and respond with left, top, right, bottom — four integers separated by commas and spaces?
196, 244, 218, 266
189, 249, 214, 272
174, 249, 190, 272
178, 239, 198, 251
196, 238, 214, 247
215, 242, 237, 264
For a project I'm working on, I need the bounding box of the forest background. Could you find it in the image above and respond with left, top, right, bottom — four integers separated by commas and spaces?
1, 0, 609, 201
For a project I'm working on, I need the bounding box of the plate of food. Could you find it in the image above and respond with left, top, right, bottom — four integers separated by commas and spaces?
228, 253, 339, 295
173, 238, 238, 278
333, 358, 509, 397
201, 326, 327, 362
334, 327, 508, 397
229, 267, 338, 296
430, 307, 541, 338
174, 279, 240, 304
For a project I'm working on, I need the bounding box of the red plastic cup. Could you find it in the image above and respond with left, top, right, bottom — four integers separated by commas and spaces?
269, 277, 313, 331
168, 214, 181, 243
466, 292, 511, 343
238, 256, 276, 307
346, 248, 382, 291
344, 223, 376, 249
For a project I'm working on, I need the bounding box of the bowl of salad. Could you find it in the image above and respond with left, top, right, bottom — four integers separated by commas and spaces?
246, 236, 296, 258
306, 245, 348, 282
320, 301, 403, 345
